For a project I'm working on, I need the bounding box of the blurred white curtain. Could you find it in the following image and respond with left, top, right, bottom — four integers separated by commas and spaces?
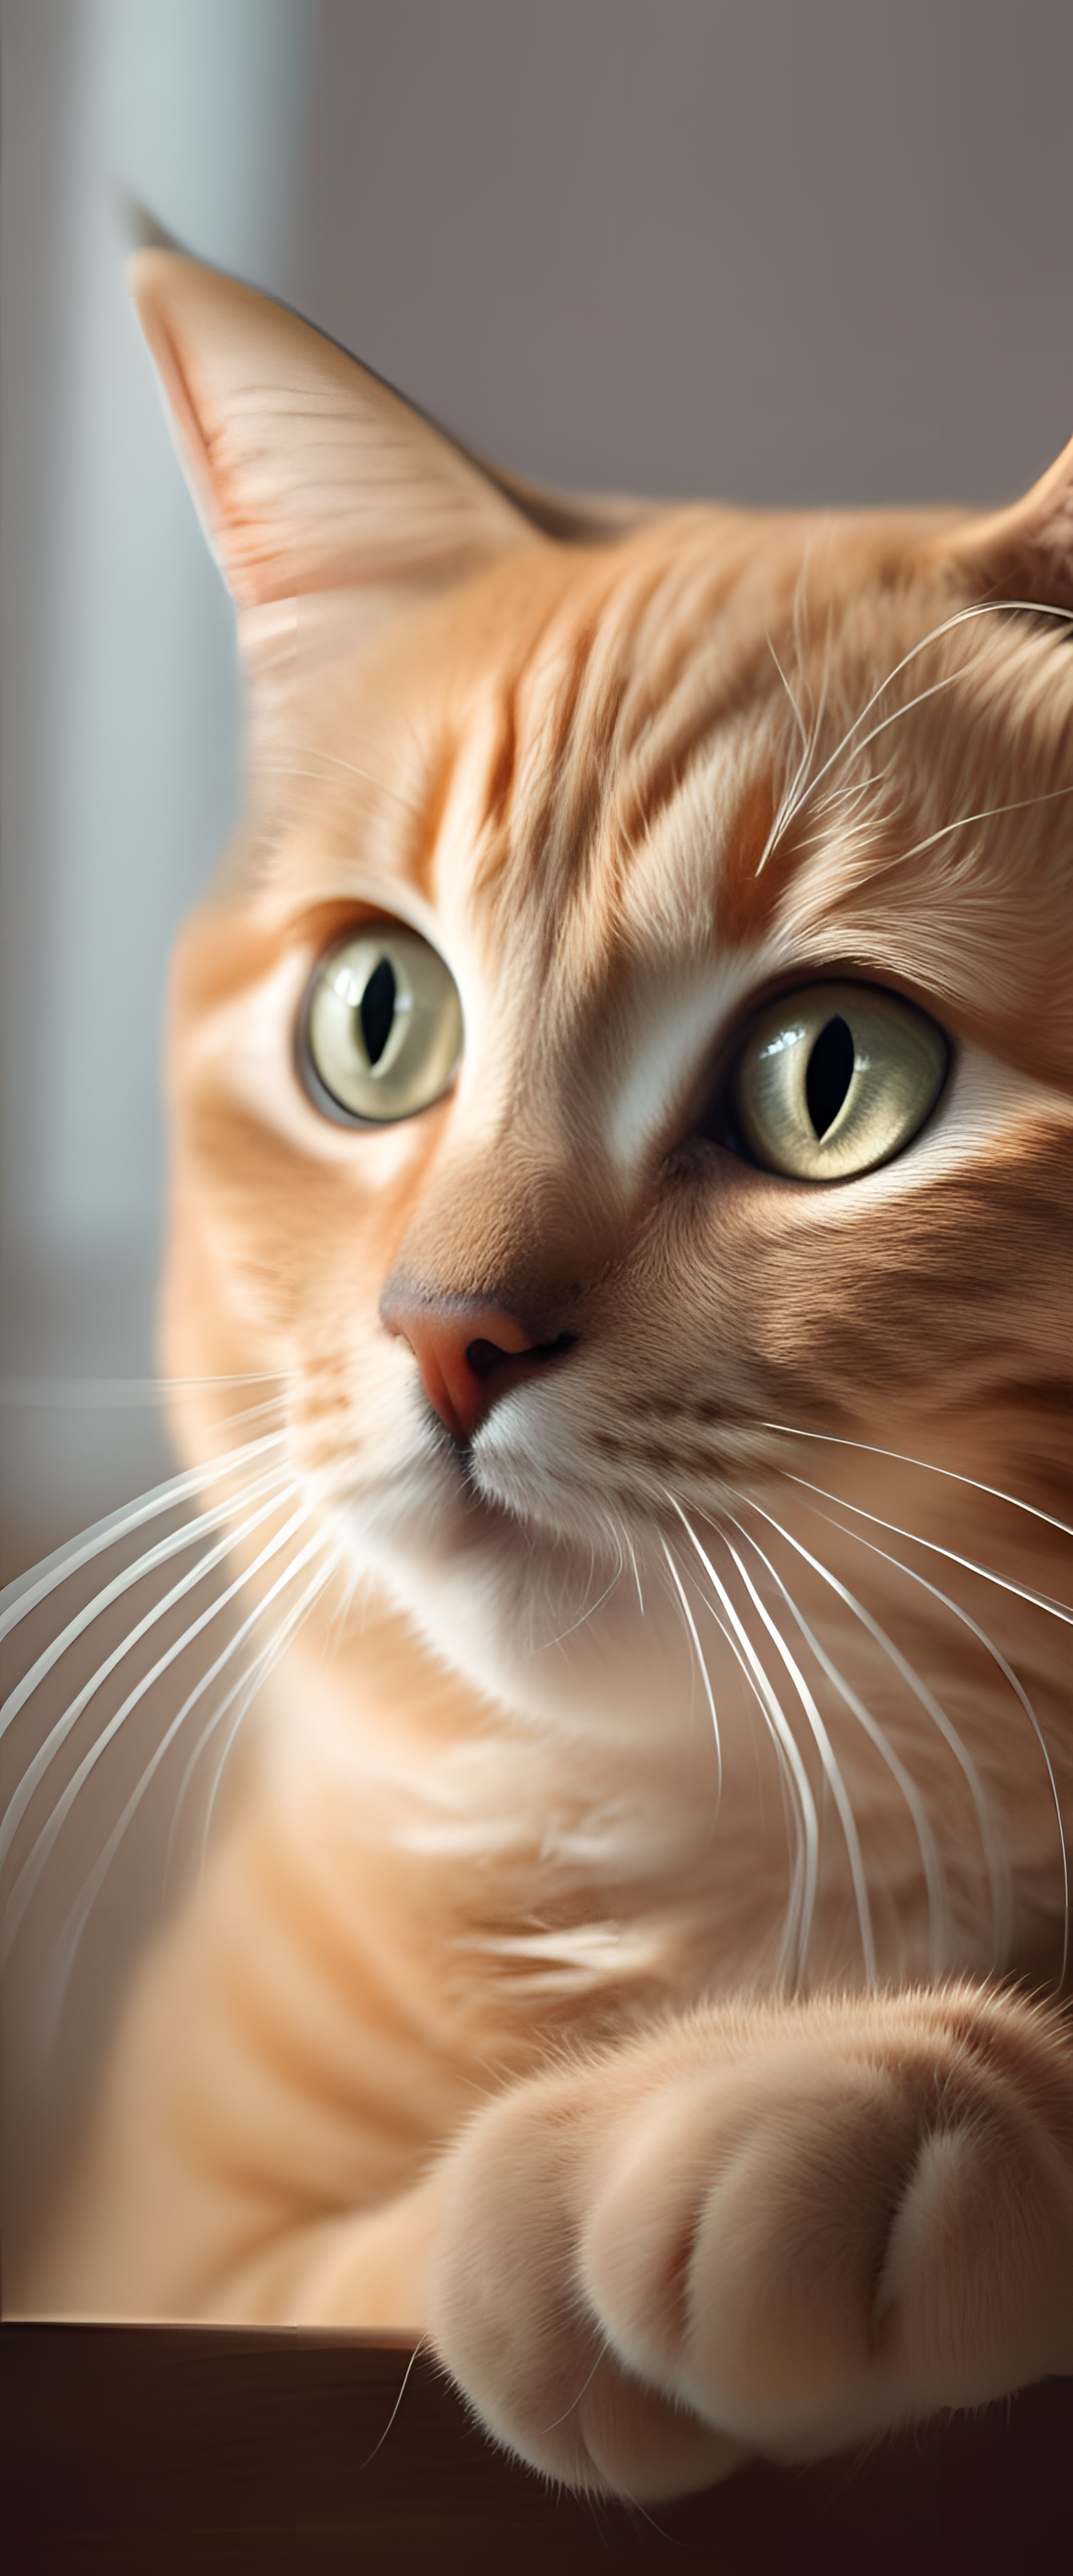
0, 0, 316, 1574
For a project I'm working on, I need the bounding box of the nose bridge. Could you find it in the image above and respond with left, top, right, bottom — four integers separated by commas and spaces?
386, 1124, 624, 1337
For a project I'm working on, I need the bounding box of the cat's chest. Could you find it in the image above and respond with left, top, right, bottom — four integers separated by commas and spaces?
255, 1636, 872, 2065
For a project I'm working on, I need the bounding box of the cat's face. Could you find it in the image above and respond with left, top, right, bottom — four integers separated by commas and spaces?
160, 516, 1070, 1714
138, 256, 1072, 1804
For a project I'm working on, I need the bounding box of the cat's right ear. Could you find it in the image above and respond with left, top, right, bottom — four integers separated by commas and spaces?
129, 250, 541, 624
943, 426, 1073, 611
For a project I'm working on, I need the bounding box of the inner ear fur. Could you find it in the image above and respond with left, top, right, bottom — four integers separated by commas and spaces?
129, 250, 546, 616
129, 252, 658, 811
941, 427, 1073, 612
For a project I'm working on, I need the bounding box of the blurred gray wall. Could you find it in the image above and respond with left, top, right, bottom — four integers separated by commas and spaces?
305, 0, 1073, 507
3, 0, 1072, 1580
0, 0, 316, 1576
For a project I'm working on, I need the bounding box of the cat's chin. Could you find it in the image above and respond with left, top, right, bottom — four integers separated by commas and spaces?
326, 1449, 699, 1741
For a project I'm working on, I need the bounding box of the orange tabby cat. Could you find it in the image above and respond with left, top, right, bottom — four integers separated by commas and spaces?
24, 252, 1073, 2500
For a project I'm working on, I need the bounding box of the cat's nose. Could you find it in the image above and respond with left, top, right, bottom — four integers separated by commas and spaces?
380, 1286, 575, 1442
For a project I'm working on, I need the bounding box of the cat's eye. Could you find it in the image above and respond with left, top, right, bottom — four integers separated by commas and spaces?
301, 925, 463, 1124
730, 982, 948, 1182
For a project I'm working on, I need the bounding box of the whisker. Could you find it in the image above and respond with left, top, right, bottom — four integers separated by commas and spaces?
778, 1470, 1073, 1627
807, 773, 886, 827
794, 1496, 1069, 1990
0, 1459, 296, 1821
758, 647, 819, 874
194, 1549, 341, 1868
43, 1538, 339, 2036
760, 598, 1073, 862
791, 775, 887, 852
759, 635, 814, 851
725, 1510, 947, 1972
0, 1430, 288, 1649
747, 1497, 1010, 1965
721, 1530, 877, 1985
532, 1539, 625, 1651
659, 1538, 723, 1811
761, 1423, 1073, 1547
767, 630, 811, 752
667, 1502, 817, 1981
0, 1373, 284, 1412
623, 1529, 645, 1620
885, 779, 1073, 873
353, 2337, 430, 2474
538, 2330, 613, 2435
0, 1499, 310, 1951
178, 1540, 344, 1885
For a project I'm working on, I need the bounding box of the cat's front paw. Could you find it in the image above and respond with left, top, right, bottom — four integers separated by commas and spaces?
426, 1988, 1073, 2497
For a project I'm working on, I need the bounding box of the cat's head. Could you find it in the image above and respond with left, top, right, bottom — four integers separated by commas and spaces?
134, 253, 1072, 1771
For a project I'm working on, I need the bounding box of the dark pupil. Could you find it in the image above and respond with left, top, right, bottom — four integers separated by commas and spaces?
360, 958, 397, 1066
805, 1015, 855, 1138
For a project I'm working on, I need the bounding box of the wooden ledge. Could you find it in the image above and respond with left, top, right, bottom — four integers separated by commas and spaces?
1, 2323, 1070, 2572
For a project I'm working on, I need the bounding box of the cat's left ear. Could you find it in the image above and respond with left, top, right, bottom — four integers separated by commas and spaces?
129, 250, 542, 619
128, 249, 568, 802
944, 427, 1073, 608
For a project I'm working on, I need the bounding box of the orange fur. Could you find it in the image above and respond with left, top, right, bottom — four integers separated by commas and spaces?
22, 255, 1073, 2502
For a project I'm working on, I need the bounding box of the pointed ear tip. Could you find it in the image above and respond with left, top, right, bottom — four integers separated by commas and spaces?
127, 247, 258, 324
127, 245, 201, 310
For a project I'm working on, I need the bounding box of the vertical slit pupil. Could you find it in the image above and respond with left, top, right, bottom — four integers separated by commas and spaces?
360, 958, 397, 1066
805, 1015, 855, 1138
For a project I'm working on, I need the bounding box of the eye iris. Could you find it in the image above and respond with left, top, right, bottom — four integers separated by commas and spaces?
804, 1014, 855, 1138
360, 957, 396, 1067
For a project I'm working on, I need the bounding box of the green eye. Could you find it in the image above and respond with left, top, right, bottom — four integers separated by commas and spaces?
732, 982, 948, 1181
303, 925, 462, 1124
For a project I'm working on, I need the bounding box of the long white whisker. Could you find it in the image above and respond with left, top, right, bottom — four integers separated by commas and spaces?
761, 598, 1073, 861
0, 1462, 297, 1855
794, 1497, 1070, 1991
791, 776, 886, 851
43, 1538, 339, 2034
624, 1529, 645, 1619
1, 1502, 311, 1957
194, 1551, 341, 1869
659, 1538, 723, 1810
0, 1374, 283, 1412
532, 1540, 625, 1650
757, 636, 814, 873
667, 1501, 817, 1980
0, 1430, 288, 1648
164, 1549, 340, 1889
761, 1423, 1073, 1546
779, 1471, 1073, 1627
885, 780, 1073, 872
768, 633, 811, 753
725, 1510, 947, 1971
721, 1530, 877, 1985
747, 1497, 1010, 1963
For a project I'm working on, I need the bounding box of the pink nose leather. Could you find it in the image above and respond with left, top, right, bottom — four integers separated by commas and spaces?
381, 1295, 556, 1441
